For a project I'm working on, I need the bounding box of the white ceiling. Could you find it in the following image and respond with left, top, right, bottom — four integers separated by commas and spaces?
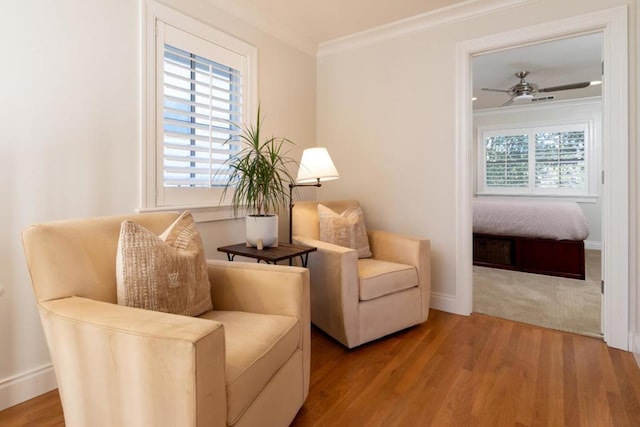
208, 1, 604, 110
472, 33, 603, 110
238, 0, 467, 44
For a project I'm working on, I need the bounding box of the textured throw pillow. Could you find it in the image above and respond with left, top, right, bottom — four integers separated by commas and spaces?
116, 211, 213, 317
317, 204, 372, 258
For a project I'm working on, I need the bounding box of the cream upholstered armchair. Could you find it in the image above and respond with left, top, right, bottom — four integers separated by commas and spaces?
292, 200, 430, 348
22, 212, 310, 427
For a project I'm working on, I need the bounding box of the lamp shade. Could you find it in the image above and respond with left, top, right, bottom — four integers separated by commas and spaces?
296, 147, 339, 183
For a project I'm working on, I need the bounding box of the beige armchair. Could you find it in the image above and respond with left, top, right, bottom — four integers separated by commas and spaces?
292, 200, 430, 348
22, 212, 310, 427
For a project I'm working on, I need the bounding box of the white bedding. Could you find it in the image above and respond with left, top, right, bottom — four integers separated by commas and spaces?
473, 198, 589, 241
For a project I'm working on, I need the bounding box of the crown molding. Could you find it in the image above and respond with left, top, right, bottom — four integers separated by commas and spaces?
203, 0, 535, 58
318, 0, 534, 57
204, 0, 317, 56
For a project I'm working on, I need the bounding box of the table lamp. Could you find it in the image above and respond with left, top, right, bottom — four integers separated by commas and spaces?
289, 147, 339, 243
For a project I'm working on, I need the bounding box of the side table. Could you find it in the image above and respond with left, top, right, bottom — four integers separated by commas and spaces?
217, 242, 317, 267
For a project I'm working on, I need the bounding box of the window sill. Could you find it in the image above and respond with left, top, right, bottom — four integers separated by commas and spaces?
475, 193, 599, 204
136, 205, 241, 223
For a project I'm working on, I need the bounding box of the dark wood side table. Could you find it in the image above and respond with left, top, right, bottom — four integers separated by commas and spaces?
217, 242, 317, 267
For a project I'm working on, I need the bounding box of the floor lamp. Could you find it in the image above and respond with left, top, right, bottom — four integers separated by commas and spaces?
289, 147, 339, 243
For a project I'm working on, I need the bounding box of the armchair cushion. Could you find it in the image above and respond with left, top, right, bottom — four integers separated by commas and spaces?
317, 204, 371, 258
199, 310, 299, 425
116, 210, 212, 317
358, 258, 418, 301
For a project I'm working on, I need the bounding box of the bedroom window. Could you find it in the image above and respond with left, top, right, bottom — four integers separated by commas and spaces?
478, 122, 592, 197
144, 2, 257, 210
534, 128, 586, 189
484, 132, 529, 188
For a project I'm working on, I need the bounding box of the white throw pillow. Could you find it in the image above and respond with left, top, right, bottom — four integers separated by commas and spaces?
116, 211, 213, 317
317, 204, 372, 258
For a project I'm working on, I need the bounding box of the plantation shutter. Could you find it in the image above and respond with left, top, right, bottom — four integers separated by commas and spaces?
484, 133, 529, 188
534, 128, 586, 190
479, 122, 590, 196
156, 22, 248, 206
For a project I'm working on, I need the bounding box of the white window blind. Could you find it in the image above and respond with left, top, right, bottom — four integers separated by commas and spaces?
479, 122, 590, 196
149, 17, 256, 208
534, 129, 585, 189
484, 133, 529, 188
162, 42, 242, 188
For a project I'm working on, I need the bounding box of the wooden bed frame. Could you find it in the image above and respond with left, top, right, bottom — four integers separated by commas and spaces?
473, 233, 585, 280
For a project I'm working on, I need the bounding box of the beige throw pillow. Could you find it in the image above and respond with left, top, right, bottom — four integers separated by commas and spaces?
116, 211, 213, 317
318, 204, 372, 258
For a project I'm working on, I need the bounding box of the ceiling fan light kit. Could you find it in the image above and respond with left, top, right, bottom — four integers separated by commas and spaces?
481, 70, 592, 107
513, 93, 533, 102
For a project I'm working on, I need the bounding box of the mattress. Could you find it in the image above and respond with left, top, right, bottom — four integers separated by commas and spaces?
473, 198, 589, 241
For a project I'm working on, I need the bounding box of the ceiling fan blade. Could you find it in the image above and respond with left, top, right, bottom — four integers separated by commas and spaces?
500, 98, 514, 107
538, 81, 591, 92
481, 88, 509, 93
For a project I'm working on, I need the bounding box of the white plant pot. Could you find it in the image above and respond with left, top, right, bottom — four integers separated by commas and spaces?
245, 215, 278, 249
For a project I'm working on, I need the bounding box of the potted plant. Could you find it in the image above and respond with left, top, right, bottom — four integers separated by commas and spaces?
220, 106, 296, 249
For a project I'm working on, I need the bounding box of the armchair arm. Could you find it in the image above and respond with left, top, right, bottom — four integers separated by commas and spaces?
367, 229, 431, 319
292, 236, 360, 347
367, 230, 429, 268
206, 259, 311, 395
38, 296, 226, 427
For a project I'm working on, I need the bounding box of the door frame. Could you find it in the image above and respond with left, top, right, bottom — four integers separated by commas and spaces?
454, 6, 629, 350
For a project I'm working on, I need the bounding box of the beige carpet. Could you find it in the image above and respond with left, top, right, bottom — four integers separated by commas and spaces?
473, 250, 602, 338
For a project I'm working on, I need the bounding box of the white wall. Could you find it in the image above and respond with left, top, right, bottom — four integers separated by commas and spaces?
0, 0, 316, 410
316, 0, 636, 306
473, 98, 603, 248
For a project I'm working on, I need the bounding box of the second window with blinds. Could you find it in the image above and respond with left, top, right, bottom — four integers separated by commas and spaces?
476, 121, 595, 198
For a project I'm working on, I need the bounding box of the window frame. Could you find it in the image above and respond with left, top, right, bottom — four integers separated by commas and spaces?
142, 1, 257, 216
476, 119, 596, 199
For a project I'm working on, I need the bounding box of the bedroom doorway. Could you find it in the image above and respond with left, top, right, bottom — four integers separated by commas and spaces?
454, 7, 629, 350
470, 34, 604, 338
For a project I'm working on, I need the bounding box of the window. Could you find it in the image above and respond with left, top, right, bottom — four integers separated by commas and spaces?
144, 3, 257, 210
534, 128, 586, 190
162, 42, 242, 189
478, 122, 592, 197
484, 131, 529, 188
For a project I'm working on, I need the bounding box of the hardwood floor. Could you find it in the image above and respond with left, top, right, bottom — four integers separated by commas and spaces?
0, 389, 64, 426
2, 310, 640, 426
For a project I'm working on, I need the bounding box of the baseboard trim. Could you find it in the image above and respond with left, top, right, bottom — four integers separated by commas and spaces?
630, 331, 640, 364
430, 291, 460, 314
0, 364, 57, 411
631, 332, 640, 368
585, 240, 602, 250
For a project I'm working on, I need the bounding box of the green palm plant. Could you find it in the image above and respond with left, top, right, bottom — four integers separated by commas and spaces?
221, 106, 297, 217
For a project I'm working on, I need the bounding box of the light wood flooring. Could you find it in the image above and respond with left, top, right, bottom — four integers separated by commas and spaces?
2, 310, 640, 426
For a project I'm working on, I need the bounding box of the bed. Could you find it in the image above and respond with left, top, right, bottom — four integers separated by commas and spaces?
473, 198, 589, 280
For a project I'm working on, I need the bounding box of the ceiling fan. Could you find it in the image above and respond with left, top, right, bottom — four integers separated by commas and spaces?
481, 71, 592, 107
